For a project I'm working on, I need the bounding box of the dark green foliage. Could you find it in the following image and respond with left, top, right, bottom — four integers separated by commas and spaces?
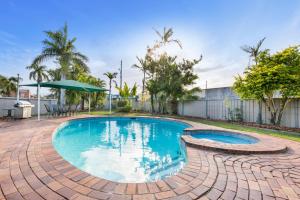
118, 105, 132, 112
234, 46, 300, 125
117, 100, 128, 107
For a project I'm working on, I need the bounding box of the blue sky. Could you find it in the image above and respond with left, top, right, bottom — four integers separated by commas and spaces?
1, 0, 300, 94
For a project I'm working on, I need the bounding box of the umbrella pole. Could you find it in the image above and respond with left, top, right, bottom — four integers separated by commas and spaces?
38, 83, 40, 121
88, 93, 91, 113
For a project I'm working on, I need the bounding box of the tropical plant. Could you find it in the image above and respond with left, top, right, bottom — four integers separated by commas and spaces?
0, 75, 18, 97
27, 63, 49, 83
145, 79, 160, 113
89, 77, 106, 109
132, 56, 148, 100
241, 38, 266, 124
134, 27, 201, 114
104, 72, 118, 112
234, 46, 300, 125
154, 27, 182, 49
155, 55, 201, 114
26, 63, 49, 96
146, 27, 182, 61
116, 82, 137, 98
47, 69, 61, 99
241, 37, 266, 66
32, 23, 89, 104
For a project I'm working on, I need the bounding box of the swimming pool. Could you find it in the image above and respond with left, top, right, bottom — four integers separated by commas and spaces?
190, 130, 258, 144
53, 117, 190, 183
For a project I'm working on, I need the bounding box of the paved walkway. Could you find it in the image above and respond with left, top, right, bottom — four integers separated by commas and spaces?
0, 116, 300, 200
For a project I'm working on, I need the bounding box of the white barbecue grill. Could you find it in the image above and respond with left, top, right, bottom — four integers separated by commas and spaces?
14, 101, 35, 118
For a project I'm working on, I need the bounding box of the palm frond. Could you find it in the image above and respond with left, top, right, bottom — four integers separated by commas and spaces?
73, 52, 88, 62
256, 37, 266, 50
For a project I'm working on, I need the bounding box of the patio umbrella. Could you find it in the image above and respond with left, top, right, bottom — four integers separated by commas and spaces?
21, 80, 108, 120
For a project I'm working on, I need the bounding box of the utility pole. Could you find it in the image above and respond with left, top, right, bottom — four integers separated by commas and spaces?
205, 80, 208, 118
119, 60, 123, 89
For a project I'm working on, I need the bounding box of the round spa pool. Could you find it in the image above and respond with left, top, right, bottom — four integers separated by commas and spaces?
53, 117, 190, 183
190, 130, 258, 144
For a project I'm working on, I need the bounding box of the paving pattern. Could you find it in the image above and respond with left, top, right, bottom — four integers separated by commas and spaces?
0, 116, 300, 200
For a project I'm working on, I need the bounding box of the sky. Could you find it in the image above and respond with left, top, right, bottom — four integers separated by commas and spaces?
1, 0, 300, 95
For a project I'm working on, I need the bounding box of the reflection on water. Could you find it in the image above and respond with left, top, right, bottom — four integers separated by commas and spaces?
53, 117, 190, 182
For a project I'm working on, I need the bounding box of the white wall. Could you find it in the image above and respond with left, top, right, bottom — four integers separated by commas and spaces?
0, 97, 57, 117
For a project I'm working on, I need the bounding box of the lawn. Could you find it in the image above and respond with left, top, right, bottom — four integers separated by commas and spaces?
81, 111, 300, 142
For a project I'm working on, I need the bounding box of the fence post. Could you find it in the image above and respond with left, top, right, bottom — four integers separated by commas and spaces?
296, 99, 299, 128
240, 100, 244, 122
257, 100, 262, 124
205, 99, 208, 118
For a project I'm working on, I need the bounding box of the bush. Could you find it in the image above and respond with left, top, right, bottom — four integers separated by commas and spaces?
228, 108, 243, 122
117, 100, 127, 107
118, 105, 132, 112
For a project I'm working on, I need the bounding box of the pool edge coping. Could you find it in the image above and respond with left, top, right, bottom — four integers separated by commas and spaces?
47, 115, 288, 187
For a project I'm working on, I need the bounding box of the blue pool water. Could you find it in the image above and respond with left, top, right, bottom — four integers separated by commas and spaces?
53, 117, 190, 183
191, 130, 258, 144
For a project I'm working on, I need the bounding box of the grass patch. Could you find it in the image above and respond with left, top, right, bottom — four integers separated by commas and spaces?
82, 111, 300, 142
183, 118, 300, 142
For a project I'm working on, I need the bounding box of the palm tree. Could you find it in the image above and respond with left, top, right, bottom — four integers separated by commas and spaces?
132, 56, 148, 100
0, 76, 18, 97
104, 72, 118, 113
241, 37, 266, 66
241, 37, 266, 124
47, 69, 61, 99
154, 27, 182, 48
116, 82, 137, 98
32, 23, 89, 105
147, 27, 182, 59
88, 77, 106, 109
27, 63, 49, 96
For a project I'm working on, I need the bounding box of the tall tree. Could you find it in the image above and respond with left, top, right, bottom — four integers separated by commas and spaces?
132, 56, 148, 100
144, 27, 187, 113
142, 27, 201, 114
234, 46, 300, 125
26, 63, 49, 96
155, 55, 201, 114
104, 72, 118, 113
241, 37, 266, 124
32, 23, 89, 104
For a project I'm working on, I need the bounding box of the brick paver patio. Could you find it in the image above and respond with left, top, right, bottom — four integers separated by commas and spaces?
1, 116, 300, 200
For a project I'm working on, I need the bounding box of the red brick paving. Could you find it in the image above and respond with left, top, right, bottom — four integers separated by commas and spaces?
0, 116, 300, 200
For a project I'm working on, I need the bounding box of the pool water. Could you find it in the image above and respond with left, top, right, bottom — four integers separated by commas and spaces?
53, 117, 190, 183
191, 130, 258, 144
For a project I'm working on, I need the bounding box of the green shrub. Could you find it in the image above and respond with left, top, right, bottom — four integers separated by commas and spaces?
118, 105, 132, 112
117, 100, 127, 107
